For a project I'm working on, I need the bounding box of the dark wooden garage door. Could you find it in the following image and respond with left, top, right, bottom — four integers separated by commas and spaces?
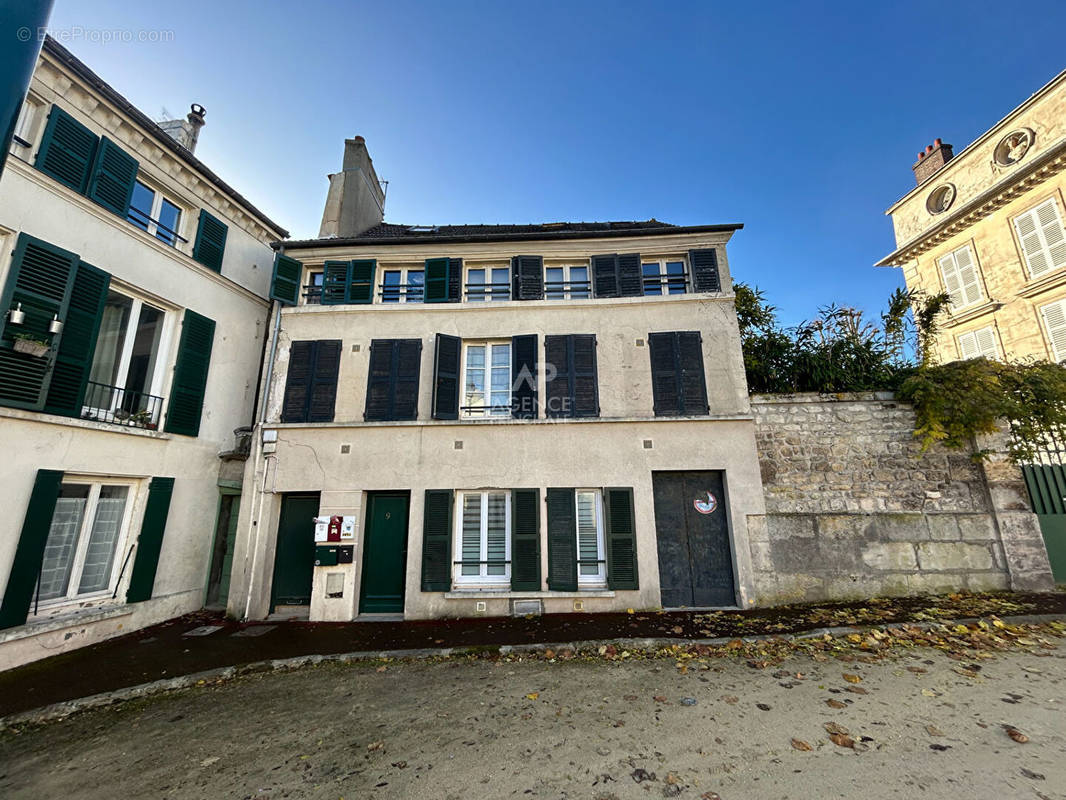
652, 471, 735, 607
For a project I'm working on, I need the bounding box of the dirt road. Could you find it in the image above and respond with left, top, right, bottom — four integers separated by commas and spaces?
1, 642, 1062, 799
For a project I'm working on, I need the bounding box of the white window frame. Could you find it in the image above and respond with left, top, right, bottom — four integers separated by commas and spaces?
575, 489, 607, 587
641, 258, 689, 296
83, 285, 176, 424
544, 263, 591, 300
32, 477, 138, 613
303, 269, 324, 305
937, 245, 984, 310
127, 179, 185, 247
1040, 299, 1066, 364
9, 96, 42, 161
1013, 197, 1066, 279
465, 264, 510, 302
453, 490, 511, 585
956, 326, 998, 361
460, 339, 512, 418
378, 266, 425, 304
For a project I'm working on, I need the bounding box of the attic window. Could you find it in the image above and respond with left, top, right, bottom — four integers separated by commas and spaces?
406, 225, 439, 233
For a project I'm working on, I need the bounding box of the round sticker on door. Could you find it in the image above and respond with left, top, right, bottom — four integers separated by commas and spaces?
693, 492, 718, 515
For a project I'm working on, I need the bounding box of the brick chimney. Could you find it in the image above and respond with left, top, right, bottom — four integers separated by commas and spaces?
318, 136, 385, 238
912, 138, 954, 185
158, 104, 206, 153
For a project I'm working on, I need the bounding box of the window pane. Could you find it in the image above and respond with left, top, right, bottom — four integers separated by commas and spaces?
466, 345, 486, 367
156, 199, 181, 246
545, 267, 564, 299
123, 303, 164, 405
77, 486, 128, 593
127, 182, 154, 230
642, 263, 662, 295
577, 492, 600, 576
37, 485, 90, 601
463, 346, 486, 414
89, 292, 133, 388
666, 261, 686, 295
570, 266, 589, 298
461, 494, 481, 575
486, 493, 507, 575
490, 345, 510, 416
407, 270, 424, 303
382, 271, 401, 303
491, 267, 510, 301
467, 269, 486, 301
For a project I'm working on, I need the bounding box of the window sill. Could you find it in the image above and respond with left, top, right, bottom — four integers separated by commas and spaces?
942, 299, 1001, 328
269, 413, 753, 429
0, 406, 173, 439
1016, 268, 1066, 299
0, 604, 133, 645
444, 589, 616, 599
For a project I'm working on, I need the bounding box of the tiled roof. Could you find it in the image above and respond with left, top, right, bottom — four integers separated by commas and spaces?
277, 220, 742, 248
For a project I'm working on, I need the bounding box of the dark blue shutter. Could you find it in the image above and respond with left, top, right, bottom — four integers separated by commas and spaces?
544, 335, 570, 418
421, 489, 453, 591
511, 255, 544, 300
86, 137, 139, 216
592, 254, 619, 297
0, 469, 63, 629
510, 489, 541, 591
546, 488, 577, 591
281, 340, 314, 422
677, 331, 709, 414
605, 487, 638, 590
424, 258, 450, 303
571, 334, 599, 417
432, 333, 461, 419
43, 262, 110, 417
322, 260, 351, 305
126, 477, 175, 603
365, 338, 421, 421
270, 253, 303, 305
649, 331, 707, 416
164, 310, 215, 436
35, 106, 98, 193
308, 340, 342, 422
689, 249, 721, 293
192, 210, 228, 272
511, 334, 537, 419
392, 339, 422, 420
617, 253, 642, 297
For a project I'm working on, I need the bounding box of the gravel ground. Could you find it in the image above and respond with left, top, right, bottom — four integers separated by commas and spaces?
0, 643, 1063, 800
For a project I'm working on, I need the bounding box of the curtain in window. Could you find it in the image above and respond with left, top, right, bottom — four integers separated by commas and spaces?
461, 494, 481, 576
77, 486, 128, 593
89, 292, 132, 387
486, 493, 507, 576
577, 492, 599, 576
37, 486, 89, 601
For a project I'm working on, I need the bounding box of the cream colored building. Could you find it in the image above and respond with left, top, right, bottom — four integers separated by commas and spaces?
0, 38, 286, 668
878, 69, 1066, 364
231, 138, 765, 623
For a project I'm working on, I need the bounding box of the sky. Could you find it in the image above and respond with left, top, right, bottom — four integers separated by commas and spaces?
43, 0, 1066, 327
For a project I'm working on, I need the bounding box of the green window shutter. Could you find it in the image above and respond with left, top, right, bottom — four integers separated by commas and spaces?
617, 253, 642, 297
546, 487, 577, 591
322, 260, 351, 305
591, 254, 619, 298
421, 489, 453, 591
281, 340, 315, 422
0, 234, 80, 410
86, 137, 139, 216
364, 338, 421, 421
432, 333, 461, 420
510, 488, 541, 591
677, 331, 709, 414
348, 259, 376, 304
511, 255, 544, 300
605, 487, 638, 590
126, 477, 176, 603
511, 334, 537, 419
164, 310, 216, 436
192, 210, 228, 272
648, 331, 680, 416
0, 469, 63, 630
545, 335, 598, 418
44, 262, 110, 417
447, 258, 463, 302
270, 253, 303, 305
688, 248, 721, 293
308, 340, 342, 423
424, 257, 450, 303
35, 106, 99, 194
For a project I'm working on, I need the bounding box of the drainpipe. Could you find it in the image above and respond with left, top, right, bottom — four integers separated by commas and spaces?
0, 2, 54, 181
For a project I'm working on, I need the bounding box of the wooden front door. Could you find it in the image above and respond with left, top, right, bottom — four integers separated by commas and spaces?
271, 493, 319, 607
652, 471, 736, 607
359, 493, 410, 614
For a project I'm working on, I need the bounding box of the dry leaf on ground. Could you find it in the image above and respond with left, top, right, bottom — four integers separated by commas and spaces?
843, 673, 862, 683
791, 738, 813, 751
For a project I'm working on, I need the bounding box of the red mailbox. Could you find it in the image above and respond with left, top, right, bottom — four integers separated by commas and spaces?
327, 515, 342, 542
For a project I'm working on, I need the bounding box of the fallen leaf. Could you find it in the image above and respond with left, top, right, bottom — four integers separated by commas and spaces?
906, 666, 927, 674
624, 694, 638, 701
391, 761, 407, 769
367, 741, 384, 751
631, 768, 655, 783
720, 695, 739, 704
653, 695, 668, 703
790, 738, 813, 751
665, 773, 680, 785
701, 793, 722, 800
672, 626, 683, 634
525, 692, 539, 701
929, 743, 951, 751
952, 667, 977, 678
376, 665, 387, 673
845, 686, 868, 695
756, 703, 771, 711
921, 689, 939, 697
826, 699, 847, 709
829, 732, 855, 748
1004, 725, 1029, 744
824, 722, 850, 736
1020, 767, 1045, 780
925, 725, 944, 736
842, 673, 862, 684
543, 649, 555, 659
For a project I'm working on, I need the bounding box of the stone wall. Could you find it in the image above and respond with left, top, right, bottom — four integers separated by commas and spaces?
749, 393, 1054, 605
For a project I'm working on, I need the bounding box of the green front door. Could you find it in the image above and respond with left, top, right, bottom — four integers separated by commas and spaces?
1022, 465, 1066, 583
359, 493, 410, 614
272, 493, 319, 607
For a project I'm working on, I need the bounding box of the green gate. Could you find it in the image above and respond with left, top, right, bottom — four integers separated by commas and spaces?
1021, 465, 1066, 583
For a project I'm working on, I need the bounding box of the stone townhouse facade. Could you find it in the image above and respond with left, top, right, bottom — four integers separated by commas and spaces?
230, 137, 766, 622
877, 68, 1066, 364
0, 38, 286, 669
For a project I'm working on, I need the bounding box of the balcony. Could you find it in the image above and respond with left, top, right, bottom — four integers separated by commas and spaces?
80, 381, 164, 430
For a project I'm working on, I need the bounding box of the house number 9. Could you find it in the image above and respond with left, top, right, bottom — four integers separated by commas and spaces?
385, 511, 391, 519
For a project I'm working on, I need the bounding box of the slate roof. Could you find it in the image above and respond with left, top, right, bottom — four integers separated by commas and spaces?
277, 220, 742, 249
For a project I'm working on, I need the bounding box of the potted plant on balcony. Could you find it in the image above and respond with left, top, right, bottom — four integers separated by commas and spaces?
11, 333, 50, 358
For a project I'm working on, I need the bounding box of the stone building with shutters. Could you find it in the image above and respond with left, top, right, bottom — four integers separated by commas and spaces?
231, 136, 765, 623
877, 68, 1066, 363
0, 38, 286, 668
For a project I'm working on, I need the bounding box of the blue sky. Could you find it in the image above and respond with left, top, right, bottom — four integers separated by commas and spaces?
45, 0, 1066, 326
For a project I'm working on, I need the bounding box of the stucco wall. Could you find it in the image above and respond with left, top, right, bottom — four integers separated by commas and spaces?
749, 393, 1053, 604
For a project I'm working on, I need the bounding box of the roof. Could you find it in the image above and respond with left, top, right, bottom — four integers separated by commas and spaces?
41, 37, 288, 238
276, 220, 742, 249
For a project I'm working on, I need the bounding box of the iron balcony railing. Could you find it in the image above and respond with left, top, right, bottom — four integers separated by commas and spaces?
127, 206, 187, 246
303, 282, 323, 304
642, 271, 690, 295
81, 381, 164, 430
379, 282, 425, 303
464, 281, 511, 301
544, 279, 592, 299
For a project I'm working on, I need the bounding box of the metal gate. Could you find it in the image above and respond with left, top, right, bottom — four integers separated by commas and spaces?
1021, 464, 1066, 583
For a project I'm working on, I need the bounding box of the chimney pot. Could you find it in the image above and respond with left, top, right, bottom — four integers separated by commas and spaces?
926, 144, 934, 154
353, 135, 365, 144
934, 137, 942, 147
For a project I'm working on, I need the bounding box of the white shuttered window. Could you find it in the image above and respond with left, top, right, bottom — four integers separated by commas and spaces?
937, 245, 984, 309
1041, 300, 1066, 363
1014, 198, 1066, 279
956, 326, 998, 360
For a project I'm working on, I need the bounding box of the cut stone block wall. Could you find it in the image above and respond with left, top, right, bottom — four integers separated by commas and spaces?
749, 392, 1054, 605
